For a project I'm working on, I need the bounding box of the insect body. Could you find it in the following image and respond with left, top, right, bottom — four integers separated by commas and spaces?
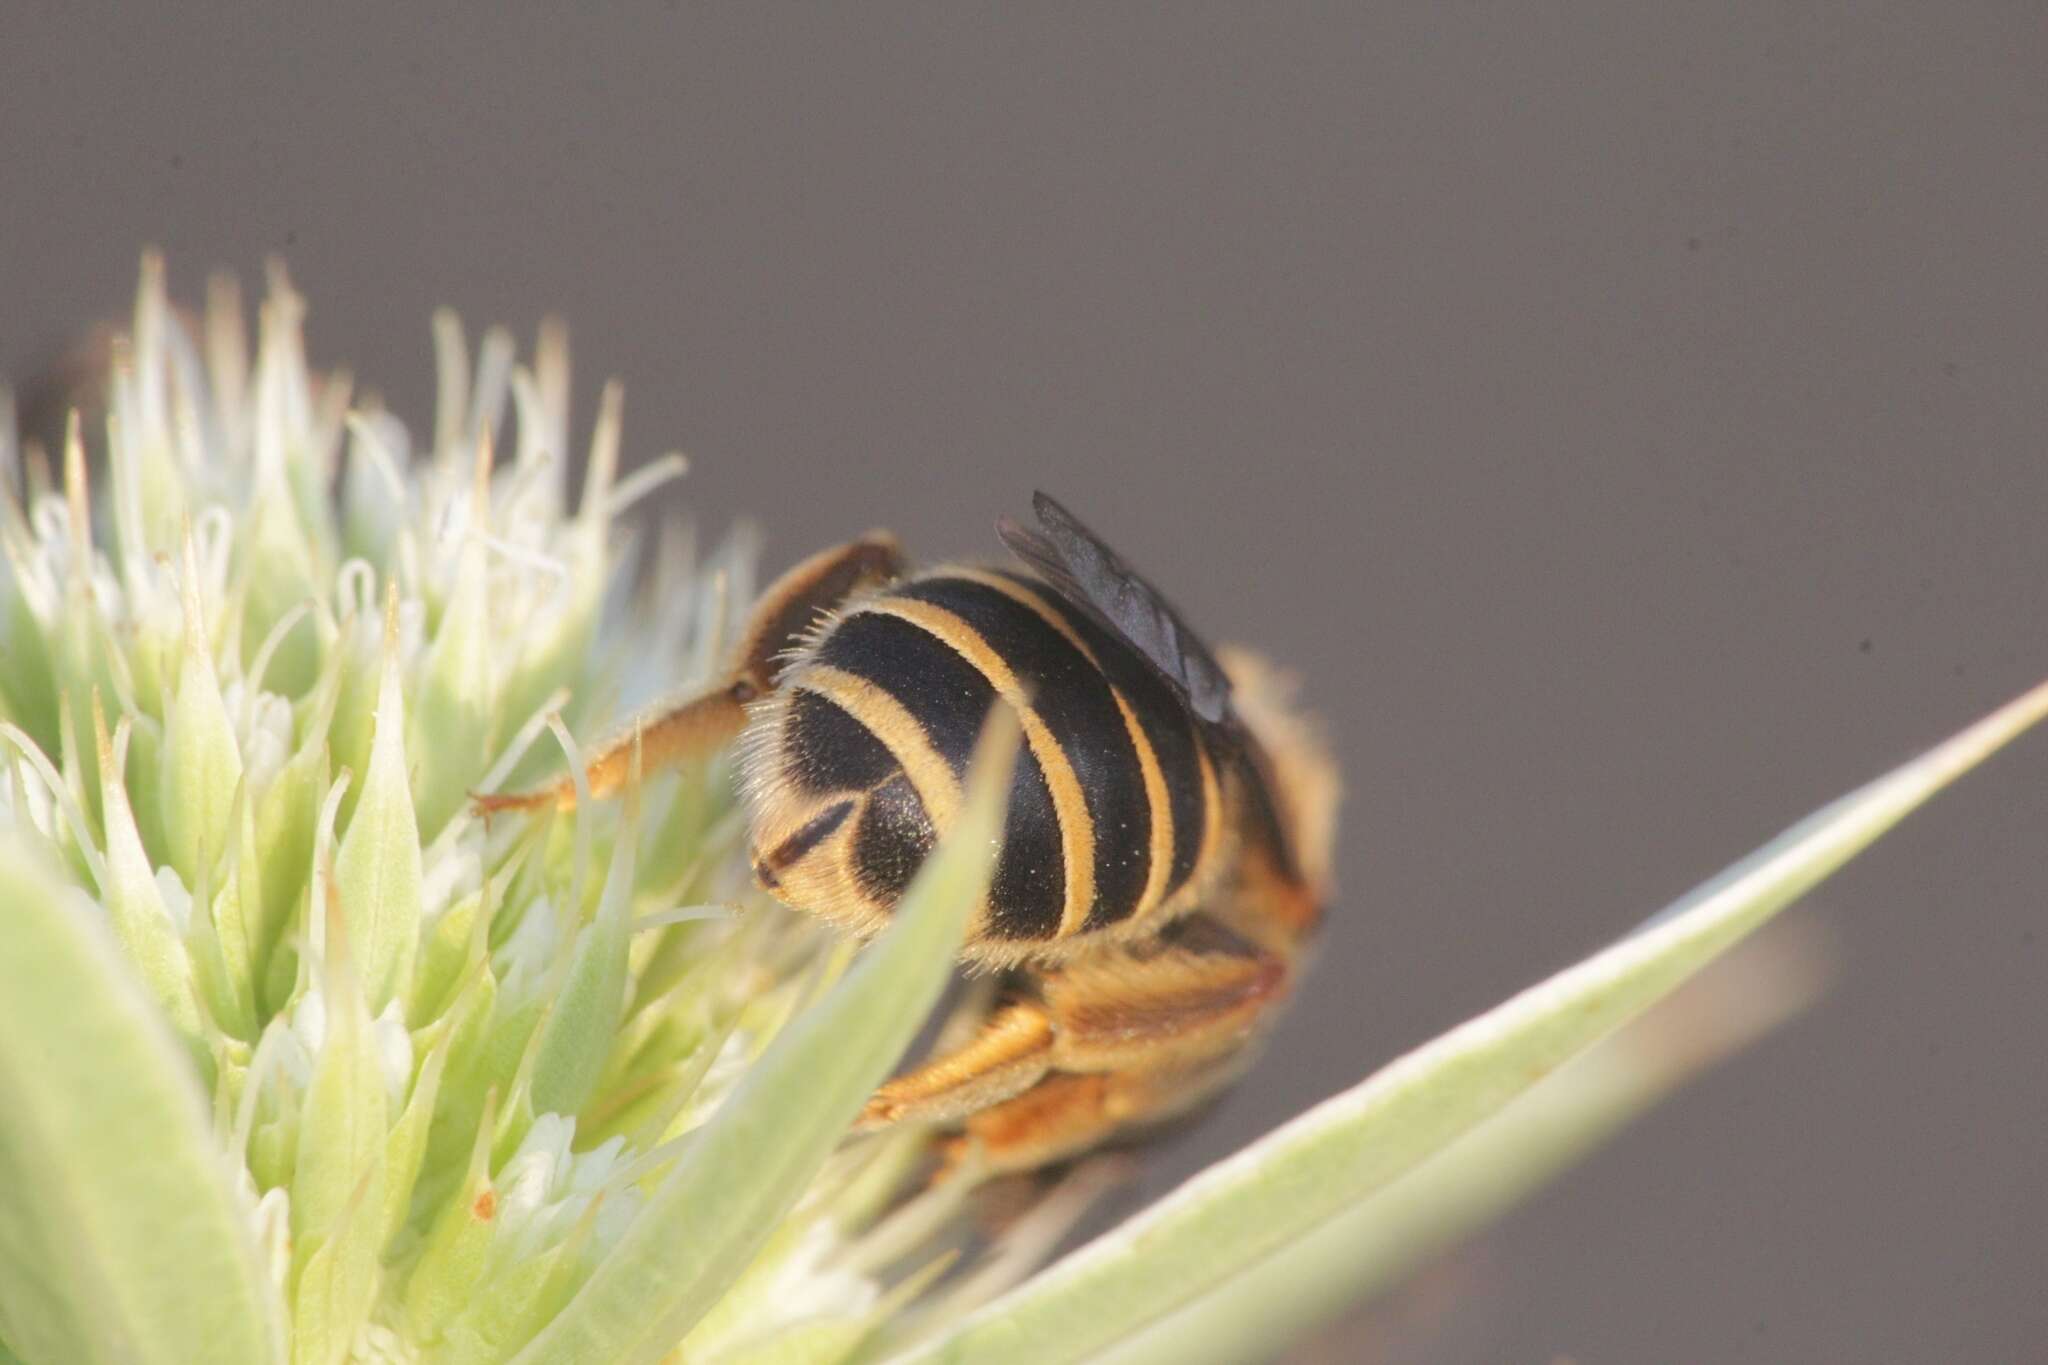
745, 562, 1228, 958
484, 493, 1337, 1171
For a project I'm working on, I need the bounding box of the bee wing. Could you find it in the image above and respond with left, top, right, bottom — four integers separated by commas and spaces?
998, 491, 1235, 723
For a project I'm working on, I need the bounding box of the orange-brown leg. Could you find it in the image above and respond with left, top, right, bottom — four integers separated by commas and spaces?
861, 914, 1291, 1169
861, 1002, 1057, 1128
947, 1059, 1242, 1175
474, 532, 902, 814
1037, 913, 1289, 1075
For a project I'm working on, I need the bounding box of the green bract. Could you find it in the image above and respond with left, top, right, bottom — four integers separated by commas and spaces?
0, 256, 2039, 1365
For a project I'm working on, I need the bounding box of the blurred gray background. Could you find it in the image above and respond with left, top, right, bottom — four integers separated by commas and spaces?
6, 6, 2047, 1360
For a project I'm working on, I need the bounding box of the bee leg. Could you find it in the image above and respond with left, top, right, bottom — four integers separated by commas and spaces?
864, 914, 1292, 1172
943, 1060, 1240, 1176
1043, 913, 1290, 1068
964, 915, 1290, 1172
473, 532, 903, 815
470, 681, 756, 816
858, 1001, 1057, 1129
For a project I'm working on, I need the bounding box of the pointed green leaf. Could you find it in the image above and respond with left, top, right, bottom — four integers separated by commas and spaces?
1089, 933, 1825, 1365
0, 836, 283, 1365
0, 585, 60, 756
120, 713, 171, 874
240, 497, 322, 699
411, 885, 483, 1025
253, 706, 330, 1013
206, 786, 264, 1040
185, 865, 253, 1044
411, 962, 503, 1217
899, 678, 2048, 1365
93, 710, 205, 1049
333, 628, 423, 1012
530, 817, 635, 1118
437, 1229, 581, 1365
162, 540, 245, 892
380, 1035, 451, 1247
412, 524, 496, 838
289, 1167, 382, 1365
510, 719, 1019, 1365
290, 933, 390, 1280
404, 1109, 501, 1343
325, 613, 383, 823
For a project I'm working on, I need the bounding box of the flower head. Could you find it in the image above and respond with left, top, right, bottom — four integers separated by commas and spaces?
0, 253, 1033, 1364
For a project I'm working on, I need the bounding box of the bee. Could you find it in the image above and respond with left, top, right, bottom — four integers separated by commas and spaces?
482, 493, 1338, 1172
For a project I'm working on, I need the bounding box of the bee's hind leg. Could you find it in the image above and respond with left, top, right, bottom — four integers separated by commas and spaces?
860, 1001, 1059, 1129
473, 532, 903, 815
470, 680, 756, 816
862, 913, 1292, 1173
944, 1059, 1242, 1177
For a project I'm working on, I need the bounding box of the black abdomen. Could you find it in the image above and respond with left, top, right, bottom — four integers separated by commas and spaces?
781, 566, 1218, 944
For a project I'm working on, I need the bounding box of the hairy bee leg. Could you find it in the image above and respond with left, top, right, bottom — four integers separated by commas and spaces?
945, 1058, 1241, 1176
1039, 912, 1291, 1075
864, 914, 1288, 1147
729, 532, 904, 696
858, 1002, 1056, 1129
472, 533, 904, 815
471, 685, 754, 815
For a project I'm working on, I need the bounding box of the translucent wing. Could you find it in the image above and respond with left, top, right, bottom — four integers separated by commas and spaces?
998, 491, 1235, 723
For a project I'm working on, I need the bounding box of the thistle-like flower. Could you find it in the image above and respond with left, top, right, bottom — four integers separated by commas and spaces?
0, 256, 2040, 1365
0, 255, 1034, 1365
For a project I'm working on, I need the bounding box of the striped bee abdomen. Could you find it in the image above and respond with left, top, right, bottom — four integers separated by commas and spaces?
992, 569, 1216, 906
849, 772, 936, 903
783, 689, 897, 796
987, 745, 1065, 939
753, 566, 1219, 949
808, 601, 1068, 939
891, 574, 1155, 929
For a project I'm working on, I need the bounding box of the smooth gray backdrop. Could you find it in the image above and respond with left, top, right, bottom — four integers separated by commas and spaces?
6, 7, 2046, 1361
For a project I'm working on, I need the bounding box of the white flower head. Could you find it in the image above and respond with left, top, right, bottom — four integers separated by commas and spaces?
0, 254, 1102, 1365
